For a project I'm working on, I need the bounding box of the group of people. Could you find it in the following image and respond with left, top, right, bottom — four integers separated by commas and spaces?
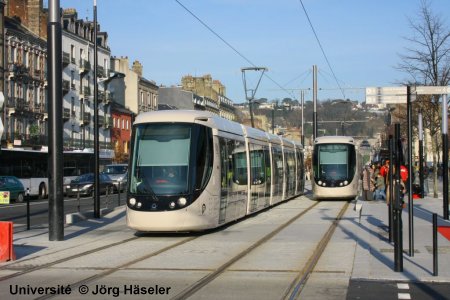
362, 160, 409, 205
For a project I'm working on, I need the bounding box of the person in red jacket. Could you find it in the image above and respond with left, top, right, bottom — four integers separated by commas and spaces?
400, 164, 408, 182
380, 159, 389, 178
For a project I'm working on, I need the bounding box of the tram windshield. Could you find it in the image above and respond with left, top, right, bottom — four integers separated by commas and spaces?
129, 123, 213, 196
313, 143, 356, 181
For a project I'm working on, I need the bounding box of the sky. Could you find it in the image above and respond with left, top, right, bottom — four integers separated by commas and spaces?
57, 0, 450, 103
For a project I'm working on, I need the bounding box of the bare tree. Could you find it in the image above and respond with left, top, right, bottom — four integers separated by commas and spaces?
397, 0, 450, 197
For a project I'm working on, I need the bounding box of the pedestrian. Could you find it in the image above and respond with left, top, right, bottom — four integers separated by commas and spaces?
305, 167, 311, 181
362, 163, 374, 201
423, 163, 429, 196
374, 164, 386, 200
386, 164, 407, 208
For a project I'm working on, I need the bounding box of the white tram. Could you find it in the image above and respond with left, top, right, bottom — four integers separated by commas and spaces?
312, 136, 360, 200
126, 110, 305, 232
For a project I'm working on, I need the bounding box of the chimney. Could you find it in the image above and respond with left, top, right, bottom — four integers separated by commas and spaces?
28, 0, 42, 36
132, 60, 143, 77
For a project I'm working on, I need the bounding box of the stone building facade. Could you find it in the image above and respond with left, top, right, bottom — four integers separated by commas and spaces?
3, 11, 47, 147
110, 57, 158, 115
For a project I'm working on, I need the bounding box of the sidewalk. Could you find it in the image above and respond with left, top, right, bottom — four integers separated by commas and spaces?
351, 192, 450, 282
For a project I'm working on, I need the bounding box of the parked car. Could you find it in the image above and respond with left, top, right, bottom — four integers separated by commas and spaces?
0, 176, 25, 203
102, 164, 128, 192
66, 173, 115, 197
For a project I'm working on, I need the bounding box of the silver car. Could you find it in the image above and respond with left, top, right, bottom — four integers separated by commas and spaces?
102, 164, 128, 192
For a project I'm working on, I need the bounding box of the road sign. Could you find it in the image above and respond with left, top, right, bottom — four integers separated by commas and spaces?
0, 191, 10, 205
365, 86, 407, 96
366, 95, 407, 104
412, 86, 450, 95
365, 87, 407, 104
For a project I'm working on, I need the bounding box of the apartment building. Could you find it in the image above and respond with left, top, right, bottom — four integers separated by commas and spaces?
3, 15, 47, 147
61, 8, 112, 151
110, 57, 158, 115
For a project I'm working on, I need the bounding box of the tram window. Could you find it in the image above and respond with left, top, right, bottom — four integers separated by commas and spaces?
193, 126, 213, 191
249, 145, 265, 185
233, 142, 247, 185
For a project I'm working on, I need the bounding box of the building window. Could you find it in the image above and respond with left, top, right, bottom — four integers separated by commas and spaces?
70, 44, 75, 63
9, 46, 15, 63
71, 70, 75, 89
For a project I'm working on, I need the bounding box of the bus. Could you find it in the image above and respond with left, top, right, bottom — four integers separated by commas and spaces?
0, 147, 114, 198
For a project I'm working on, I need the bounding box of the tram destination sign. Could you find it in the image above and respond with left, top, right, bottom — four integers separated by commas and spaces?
412, 86, 450, 95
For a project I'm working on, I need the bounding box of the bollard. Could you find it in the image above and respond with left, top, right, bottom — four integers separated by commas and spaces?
26, 188, 30, 230
118, 181, 121, 206
77, 184, 80, 212
105, 185, 109, 209
433, 213, 438, 276
0, 222, 16, 262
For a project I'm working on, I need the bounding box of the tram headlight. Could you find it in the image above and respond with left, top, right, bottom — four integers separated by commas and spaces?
129, 198, 136, 207
169, 202, 176, 209
177, 197, 187, 207
318, 180, 322, 185
344, 180, 348, 185
136, 202, 142, 208
339, 182, 344, 186
322, 182, 327, 186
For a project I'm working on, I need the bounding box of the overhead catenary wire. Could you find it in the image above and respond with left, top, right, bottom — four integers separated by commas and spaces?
174, 0, 297, 100
297, 0, 346, 99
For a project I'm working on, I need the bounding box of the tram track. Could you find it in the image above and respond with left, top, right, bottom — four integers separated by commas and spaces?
284, 200, 351, 300
0, 236, 140, 282
1, 197, 351, 300
34, 236, 200, 300
170, 200, 322, 300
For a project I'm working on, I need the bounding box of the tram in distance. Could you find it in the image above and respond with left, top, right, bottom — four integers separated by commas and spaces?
126, 110, 305, 232
312, 136, 361, 200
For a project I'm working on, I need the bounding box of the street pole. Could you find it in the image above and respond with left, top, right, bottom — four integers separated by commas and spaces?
418, 110, 424, 198
394, 123, 403, 272
389, 135, 394, 243
443, 94, 449, 220
271, 105, 274, 134
312, 65, 318, 140
407, 85, 414, 257
48, 0, 64, 240
93, 0, 100, 218
301, 90, 305, 146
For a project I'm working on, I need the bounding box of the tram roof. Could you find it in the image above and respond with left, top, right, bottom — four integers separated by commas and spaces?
242, 126, 268, 142
314, 135, 355, 145
134, 110, 302, 146
134, 110, 245, 135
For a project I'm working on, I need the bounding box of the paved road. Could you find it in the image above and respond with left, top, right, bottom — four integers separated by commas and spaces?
0, 192, 125, 231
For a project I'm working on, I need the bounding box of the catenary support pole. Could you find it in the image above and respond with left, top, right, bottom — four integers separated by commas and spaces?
94, 0, 100, 218
312, 65, 318, 140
